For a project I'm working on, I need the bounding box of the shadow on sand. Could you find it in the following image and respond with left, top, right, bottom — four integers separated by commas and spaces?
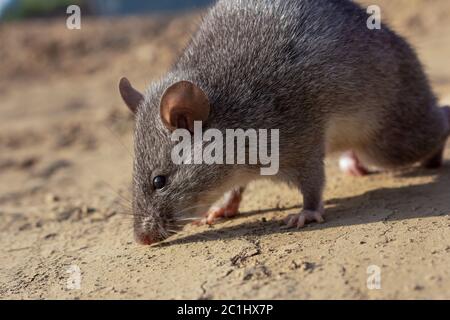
156, 161, 450, 247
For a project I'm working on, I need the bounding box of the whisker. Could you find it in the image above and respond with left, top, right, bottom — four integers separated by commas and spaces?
175, 217, 200, 221
172, 203, 211, 217
99, 180, 132, 205
103, 123, 134, 160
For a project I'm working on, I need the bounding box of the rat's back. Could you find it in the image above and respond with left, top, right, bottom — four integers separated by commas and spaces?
175, 0, 447, 167
177, 0, 433, 128
178, 0, 355, 102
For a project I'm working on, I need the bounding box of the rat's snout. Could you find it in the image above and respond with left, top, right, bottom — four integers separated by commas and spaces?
133, 215, 165, 245
134, 231, 161, 245
134, 222, 165, 245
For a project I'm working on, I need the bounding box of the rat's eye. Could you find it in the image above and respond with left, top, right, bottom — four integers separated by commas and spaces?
153, 176, 166, 190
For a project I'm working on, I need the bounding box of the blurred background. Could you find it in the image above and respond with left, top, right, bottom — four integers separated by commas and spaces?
0, 0, 214, 19
1, 0, 450, 299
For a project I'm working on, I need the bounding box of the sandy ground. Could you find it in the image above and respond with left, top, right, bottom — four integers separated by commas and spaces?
1, 0, 450, 299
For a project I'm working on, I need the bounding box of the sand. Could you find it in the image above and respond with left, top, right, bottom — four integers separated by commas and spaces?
1, 0, 450, 299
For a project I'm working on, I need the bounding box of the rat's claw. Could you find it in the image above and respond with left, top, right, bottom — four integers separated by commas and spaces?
205, 205, 235, 224
283, 209, 325, 229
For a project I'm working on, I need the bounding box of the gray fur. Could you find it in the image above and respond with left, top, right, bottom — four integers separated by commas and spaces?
131, 0, 450, 242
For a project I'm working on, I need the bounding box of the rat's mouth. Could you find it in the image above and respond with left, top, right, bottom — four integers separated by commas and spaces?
134, 213, 199, 245
134, 231, 164, 245
134, 215, 174, 245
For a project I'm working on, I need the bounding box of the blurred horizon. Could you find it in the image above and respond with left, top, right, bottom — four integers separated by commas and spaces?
0, 0, 215, 20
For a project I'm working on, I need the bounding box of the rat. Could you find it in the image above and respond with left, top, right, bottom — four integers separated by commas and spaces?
119, 0, 450, 245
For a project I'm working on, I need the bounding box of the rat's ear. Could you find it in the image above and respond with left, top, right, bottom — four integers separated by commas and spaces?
119, 77, 144, 114
160, 81, 210, 132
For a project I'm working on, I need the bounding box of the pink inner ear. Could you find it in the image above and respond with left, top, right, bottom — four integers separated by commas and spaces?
169, 109, 194, 133
176, 115, 189, 132
160, 81, 210, 132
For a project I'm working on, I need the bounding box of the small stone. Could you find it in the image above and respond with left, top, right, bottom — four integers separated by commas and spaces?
19, 223, 32, 231
290, 260, 316, 272
45, 193, 60, 204
56, 208, 76, 221
20, 157, 38, 169
82, 205, 96, 215
44, 233, 57, 240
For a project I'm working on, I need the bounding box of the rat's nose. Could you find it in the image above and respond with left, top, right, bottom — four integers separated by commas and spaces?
134, 232, 160, 245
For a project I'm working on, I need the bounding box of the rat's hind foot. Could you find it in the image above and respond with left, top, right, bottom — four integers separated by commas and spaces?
283, 207, 325, 229
339, 151, 370, 176
199, 187, 244, 225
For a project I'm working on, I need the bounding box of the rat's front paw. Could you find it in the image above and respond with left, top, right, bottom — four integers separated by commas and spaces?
203, 203, 239, 225
283, 209, 325, 229
197, 187, 243, 225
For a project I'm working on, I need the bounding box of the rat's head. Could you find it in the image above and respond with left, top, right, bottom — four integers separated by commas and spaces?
119, 77, 234, 245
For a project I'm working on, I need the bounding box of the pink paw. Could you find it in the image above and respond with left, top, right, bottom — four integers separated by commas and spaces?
339, 151, 370, 176
283, 208, 325, 229
197, 188, 243, 225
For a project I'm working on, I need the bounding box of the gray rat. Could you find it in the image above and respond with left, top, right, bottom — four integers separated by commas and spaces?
119, 0, 450, 245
